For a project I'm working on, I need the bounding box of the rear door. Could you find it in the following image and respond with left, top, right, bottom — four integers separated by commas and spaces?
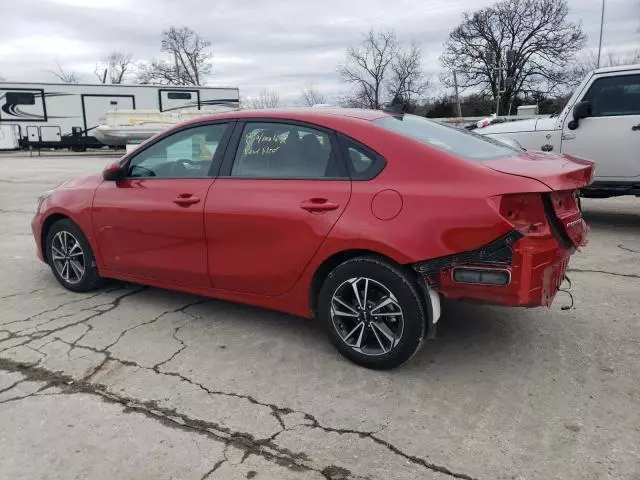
561, 73, 640, 180
205, 120, 351, 296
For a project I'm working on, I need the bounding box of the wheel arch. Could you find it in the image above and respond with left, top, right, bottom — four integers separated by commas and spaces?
308, 249, 420, 319
41, 213, 72, 262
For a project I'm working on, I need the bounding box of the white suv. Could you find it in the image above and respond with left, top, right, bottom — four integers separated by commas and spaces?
479, 64, 640, 198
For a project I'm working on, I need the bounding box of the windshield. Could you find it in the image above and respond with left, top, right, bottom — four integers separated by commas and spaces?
374, 114, 519, 161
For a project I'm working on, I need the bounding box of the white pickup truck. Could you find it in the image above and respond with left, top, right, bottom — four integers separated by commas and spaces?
479, 64, 640, 198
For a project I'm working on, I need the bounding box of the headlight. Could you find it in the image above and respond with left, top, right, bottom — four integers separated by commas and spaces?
36, 190, 53, 213
37, 190, 53, 202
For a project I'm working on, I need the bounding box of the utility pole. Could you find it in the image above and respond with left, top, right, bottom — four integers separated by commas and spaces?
495, 55, 502, 117
488, 49, 515, 117
453, 70, 462, 118
597, 0, 606, 68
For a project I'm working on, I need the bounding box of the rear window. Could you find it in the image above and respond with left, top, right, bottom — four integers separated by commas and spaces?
373, 114, 519, 161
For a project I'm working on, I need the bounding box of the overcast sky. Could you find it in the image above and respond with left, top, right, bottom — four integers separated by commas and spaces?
1, 0, 638, 102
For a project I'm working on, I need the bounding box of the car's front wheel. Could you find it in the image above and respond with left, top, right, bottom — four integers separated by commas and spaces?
319, 257, 427, 369
46, 218, 102, 293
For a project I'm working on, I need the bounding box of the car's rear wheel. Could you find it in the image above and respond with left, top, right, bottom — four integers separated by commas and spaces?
318, 257, 427, 369
46, 219, 102, 293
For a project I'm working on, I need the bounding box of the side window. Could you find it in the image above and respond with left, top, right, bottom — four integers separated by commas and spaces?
6, 92, 36, 105
339, 136, 386, 180
127, 124, 227, 178
583, 74, 640, 117
230, 122, 343, 178
167, 92, 192, 100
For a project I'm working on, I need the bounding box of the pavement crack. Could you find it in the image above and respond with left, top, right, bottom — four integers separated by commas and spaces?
0, 357, 328, 477
2, 293, 475, 480
618, 244, 640, 254
200, 458, 227, 479
0, 287, 146, 354
0, 288, 46, 300
567, 268, 640, 280
368, 434, 477, 480
0, 377, 26, 395
1, 285, 125, 328
0, 208, 33, 214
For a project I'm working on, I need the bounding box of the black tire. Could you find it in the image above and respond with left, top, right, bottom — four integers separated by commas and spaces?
318, 257, 427, 370
45, 218, 103, 293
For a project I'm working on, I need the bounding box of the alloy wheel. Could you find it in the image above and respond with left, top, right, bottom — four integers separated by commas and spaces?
330, 277, 405, 356
51, 230, 85, 285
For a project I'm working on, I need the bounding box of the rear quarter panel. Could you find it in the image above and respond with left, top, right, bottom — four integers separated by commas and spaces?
315, 122, 552, 263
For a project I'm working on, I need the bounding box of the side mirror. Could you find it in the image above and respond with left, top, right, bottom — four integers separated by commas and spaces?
568, 101, 591, 130
103, 162, 125, 181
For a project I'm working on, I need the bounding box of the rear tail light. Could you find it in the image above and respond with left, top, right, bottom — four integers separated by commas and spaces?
546, 190, 587, 247
490, 193, 551, 237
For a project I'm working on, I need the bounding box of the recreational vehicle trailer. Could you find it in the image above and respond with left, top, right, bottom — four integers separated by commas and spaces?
0, 82, 239, 150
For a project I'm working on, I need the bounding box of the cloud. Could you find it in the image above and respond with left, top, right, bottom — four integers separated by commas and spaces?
0, 0, 637, 102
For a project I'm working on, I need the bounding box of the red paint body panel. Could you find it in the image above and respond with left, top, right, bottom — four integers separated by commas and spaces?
437, 236, 572, 307
32, 174, 103, 266
92, 178, 214, 286
32, 108, 594, 320
204, 179, 351, 296
484, 151, 594, 191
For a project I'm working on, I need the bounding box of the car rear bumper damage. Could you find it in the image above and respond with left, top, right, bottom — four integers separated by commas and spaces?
414, 231, 573, 307
413, 192, 586, 309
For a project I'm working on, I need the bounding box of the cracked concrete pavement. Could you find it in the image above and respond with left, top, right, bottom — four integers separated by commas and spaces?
1, 151, 639, 480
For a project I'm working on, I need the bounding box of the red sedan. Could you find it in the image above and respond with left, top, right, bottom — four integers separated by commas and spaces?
32, 108, 592, 369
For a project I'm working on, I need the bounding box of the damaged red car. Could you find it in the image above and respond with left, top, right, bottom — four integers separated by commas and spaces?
31, 109, 593, 369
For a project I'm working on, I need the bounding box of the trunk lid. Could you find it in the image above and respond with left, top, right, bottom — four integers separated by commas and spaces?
542, 191, 588, 248
484, 151, 594, 191
487, 152, 592, 249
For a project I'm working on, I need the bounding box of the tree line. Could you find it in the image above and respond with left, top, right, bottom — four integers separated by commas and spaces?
45, 0, 639, 114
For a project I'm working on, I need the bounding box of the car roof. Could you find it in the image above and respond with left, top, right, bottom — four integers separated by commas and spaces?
184, 107, 392, 125
593, 63, 640, 74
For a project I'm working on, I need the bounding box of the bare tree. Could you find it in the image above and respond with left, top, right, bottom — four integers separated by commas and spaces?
300, 83, 326, 106
95, 51, 133, 84
572, 48, 640, 79
248, 89, 281, 109
338, 30, 399, 109
137, 26, 212, 85
440, 0, 585, 113
388, 43, 429, 107
51, 60, 80, 84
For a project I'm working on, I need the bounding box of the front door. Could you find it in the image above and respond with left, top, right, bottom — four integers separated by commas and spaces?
92, 122, 231, 286
561, 73, 640, 180
205, 121, 351, 296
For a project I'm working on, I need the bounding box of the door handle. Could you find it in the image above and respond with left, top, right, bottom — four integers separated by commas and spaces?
300, 198, 339, 212
173, 194, 200, 206
632, 124, 640, 131
562, 132, 576, 140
